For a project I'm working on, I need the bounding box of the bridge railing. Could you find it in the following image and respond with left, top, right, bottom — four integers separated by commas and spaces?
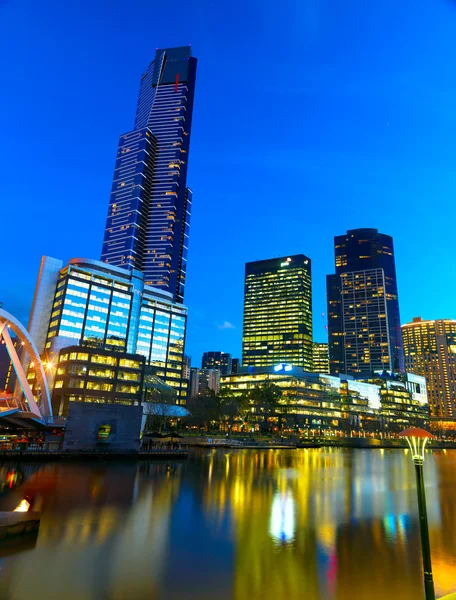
0, 395, 28, 412
0, 442, 62, 452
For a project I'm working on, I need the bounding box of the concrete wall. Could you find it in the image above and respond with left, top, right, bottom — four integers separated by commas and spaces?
63, 402, 143, 452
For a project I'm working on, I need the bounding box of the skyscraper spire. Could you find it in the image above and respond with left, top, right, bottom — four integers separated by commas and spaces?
101, 46, 197, 303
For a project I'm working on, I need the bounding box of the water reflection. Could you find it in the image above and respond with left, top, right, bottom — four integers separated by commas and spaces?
270, 490, 295, 544
0, 450, 455, 599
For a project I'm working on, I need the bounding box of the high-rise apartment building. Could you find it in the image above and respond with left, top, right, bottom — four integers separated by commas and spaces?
30, 256, 188, 403
231, 358, 240, 374
242, 255, 312, 369
182, 355, 191, 381
402, 317, 456, 417
327, 229, 404, 375
101, 46, 197, 303
312, 342, 329, 374
202, 351, 232, 375
189, 368, 220, 397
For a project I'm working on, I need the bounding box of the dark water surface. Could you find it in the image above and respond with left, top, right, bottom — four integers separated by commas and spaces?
0, 448, 455, 600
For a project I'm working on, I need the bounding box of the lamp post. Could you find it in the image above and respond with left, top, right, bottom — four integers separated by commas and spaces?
399, 428, 435, 600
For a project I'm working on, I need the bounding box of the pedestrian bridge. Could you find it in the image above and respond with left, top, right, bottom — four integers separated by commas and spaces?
0, 393, 47, 428
0, 308, 52, 428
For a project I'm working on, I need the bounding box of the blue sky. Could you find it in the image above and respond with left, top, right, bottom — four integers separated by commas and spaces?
1, 0, 456, 366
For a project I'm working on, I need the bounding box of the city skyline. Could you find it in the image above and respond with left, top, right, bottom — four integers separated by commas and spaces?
2, 0, 456, 364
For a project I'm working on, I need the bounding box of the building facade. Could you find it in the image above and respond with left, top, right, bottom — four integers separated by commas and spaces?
402, 317, 456, 417
182, 355, 191, 381
221, 366, 428, 433
30, 257, 188, 403
202, 351, 232, 375
101, 46, 197, 304
231, 358, 240, 374
0, 336, 20, 392
48, 345, 145, 416
242, 255, 312, 370
327, 228, 404, 376
312, 342, 329, 374
62, 402, 143, 452
189, 368, 221, 398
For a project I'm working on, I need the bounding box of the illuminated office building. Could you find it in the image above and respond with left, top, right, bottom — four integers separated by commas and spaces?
49, 345, 145, 416
0, 336, 19, 392
402, 317, 456, 417
101, 46, 197, 304
242, 255, 312, 370
327, 229, 404, 375
0, 344, 10, 390
312, 342, 329, 374
221, 366, 428, 432
29, 256, 188, 403
202, 351, 232, 375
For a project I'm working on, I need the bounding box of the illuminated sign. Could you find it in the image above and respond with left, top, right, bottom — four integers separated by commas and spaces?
280, 258, 292, 267
273, 364, 293, 373
97, 424, 112, 442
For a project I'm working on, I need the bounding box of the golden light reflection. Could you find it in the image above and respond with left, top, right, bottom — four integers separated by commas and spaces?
197, 448, 451, 599
13, 499, 30, 512
269, 490, 295, 543
1, 451, 456, 599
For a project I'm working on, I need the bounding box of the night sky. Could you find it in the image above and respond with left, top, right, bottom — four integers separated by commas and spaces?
2, 0, 456, 366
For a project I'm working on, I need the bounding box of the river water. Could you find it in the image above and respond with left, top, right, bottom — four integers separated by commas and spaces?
0, 448, 455, 600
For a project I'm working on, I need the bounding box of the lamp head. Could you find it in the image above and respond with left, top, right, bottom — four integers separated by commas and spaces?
399, 428, 434, 463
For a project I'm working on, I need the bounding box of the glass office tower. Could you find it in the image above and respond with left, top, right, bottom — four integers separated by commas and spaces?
242, 255, 312, 370
402, 317, 456, 417
33, 257, 188, 403
326, 228, 404, 375
101, 46, 197, 304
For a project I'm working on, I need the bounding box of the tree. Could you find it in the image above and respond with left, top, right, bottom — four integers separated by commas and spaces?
144, 402, 179, 433
186, 391, 221, 431
218, 391, 250, 433
248, 382, 282, 433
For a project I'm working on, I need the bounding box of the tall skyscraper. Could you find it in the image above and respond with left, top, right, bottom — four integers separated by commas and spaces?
327, 228, 404, 375
312, 342, 330, 374
101, 46, 197, 303
202, 351, 232, 375
242, 255, 312, 369
402, 317, 456, 417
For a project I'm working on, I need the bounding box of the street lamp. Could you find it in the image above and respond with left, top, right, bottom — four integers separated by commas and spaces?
399, 427, 435, 600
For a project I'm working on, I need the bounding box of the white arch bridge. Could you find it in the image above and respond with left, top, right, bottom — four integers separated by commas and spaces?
0, 308, 53, 428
